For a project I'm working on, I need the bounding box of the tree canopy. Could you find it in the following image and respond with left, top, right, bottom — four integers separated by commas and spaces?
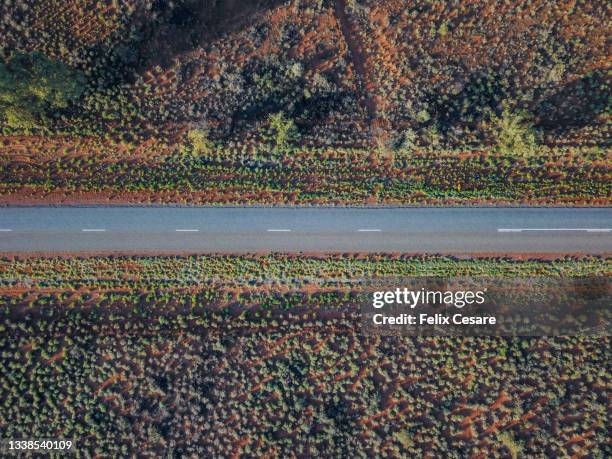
0, 52, 86, 131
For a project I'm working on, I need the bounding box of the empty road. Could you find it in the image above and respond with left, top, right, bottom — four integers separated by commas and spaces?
0, 207, 610, 253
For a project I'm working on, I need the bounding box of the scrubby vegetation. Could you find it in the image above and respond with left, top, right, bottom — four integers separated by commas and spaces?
0, 253, 609, 456
0, 0, 609, 205
1, 2, 609, 454
1, 137, 608, 205
342, 0, 610, 149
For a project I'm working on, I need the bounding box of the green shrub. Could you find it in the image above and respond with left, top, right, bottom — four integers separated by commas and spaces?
392, 128, 417, 152
187, 129, 213, 155
492, 109, 537, 155
267, 112, 299, 152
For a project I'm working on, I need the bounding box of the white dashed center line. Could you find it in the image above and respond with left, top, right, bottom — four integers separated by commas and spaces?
357, 229, 382, 232
82, 229, 106, 232
267, 229, 292, 232
176, 229, 199, 232
498, 228, 610, 233
0, 229, 12, 232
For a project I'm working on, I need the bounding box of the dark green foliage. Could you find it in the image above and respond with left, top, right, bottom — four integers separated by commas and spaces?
0, 52, 85, 131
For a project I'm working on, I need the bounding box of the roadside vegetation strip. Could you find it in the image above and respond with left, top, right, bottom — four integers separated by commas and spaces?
1, 254, 609, 291
0, 145, 609, 206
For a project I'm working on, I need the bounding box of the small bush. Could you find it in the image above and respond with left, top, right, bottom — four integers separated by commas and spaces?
492, 109, 537, 155
187, 129, 213, 155
267, 112, 299, 152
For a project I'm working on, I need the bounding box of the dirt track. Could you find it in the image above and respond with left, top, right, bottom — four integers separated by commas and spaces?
334, 0, 378, 120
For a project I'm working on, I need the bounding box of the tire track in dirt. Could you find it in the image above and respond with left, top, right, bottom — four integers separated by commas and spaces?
334, 0, 379, 125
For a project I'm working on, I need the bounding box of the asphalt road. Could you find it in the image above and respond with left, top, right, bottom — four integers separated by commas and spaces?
0, 207, 610, 253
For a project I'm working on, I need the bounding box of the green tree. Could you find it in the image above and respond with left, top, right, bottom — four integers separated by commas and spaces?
267, 112, 299, 152
391, 128, 417, 152
492, 108, 537, 155
0, 52, 86, 131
